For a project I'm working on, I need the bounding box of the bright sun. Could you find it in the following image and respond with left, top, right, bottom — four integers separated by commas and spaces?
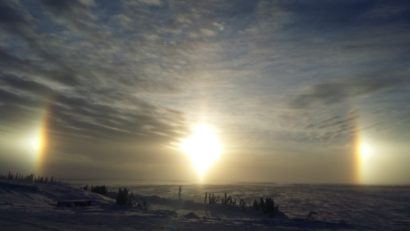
180, 124, 222, 178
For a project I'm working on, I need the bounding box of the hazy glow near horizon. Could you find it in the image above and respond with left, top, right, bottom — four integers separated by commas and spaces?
29, 135, 42, 154
27, 124, 47, 174
360, 142, 372, 161
358, 140, 375, 184
180, 124, 222, 179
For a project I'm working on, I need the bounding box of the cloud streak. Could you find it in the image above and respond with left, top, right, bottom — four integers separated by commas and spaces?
291, 75, 410, 109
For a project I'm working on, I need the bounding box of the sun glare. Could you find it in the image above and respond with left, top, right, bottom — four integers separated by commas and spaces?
28, 132, 45, 159
180, 124, 222, 178
30, 136, 40, 153
358, 140, 375, 183
360, 142, 372, 161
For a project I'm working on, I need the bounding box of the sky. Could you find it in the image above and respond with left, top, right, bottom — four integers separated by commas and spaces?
0, 0, 409, 185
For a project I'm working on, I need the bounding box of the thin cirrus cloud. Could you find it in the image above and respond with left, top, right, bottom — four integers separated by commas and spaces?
0, 0, 409, 182
0, 0, 189, 173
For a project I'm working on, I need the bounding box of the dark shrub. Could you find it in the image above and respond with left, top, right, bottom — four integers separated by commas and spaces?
91, 185, 108, 195
116, 187, 131, 206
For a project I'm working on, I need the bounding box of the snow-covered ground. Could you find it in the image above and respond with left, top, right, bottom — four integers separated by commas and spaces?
126, 183, 410, 230
1, 180, 409, 230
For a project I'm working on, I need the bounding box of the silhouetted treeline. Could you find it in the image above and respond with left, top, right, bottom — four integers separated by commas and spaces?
204, 192, 218, 205
253, 197, 279, 216
203, 192, 280, 216
90, 185, 108, 195
116, 187, 131, 206
0, 171, 56, 184
203, 192, 246, 209
83, 185, 137, 207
